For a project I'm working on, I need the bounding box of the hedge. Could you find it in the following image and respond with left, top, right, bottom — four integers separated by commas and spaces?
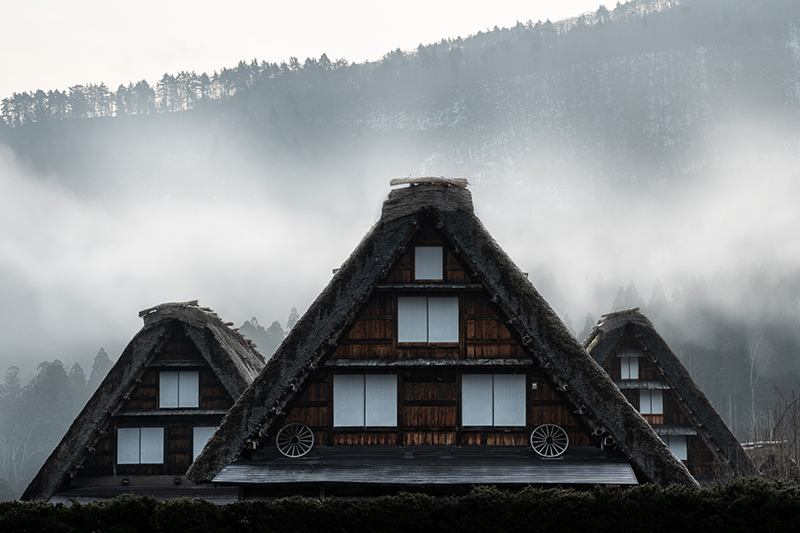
1, 478, 798, 533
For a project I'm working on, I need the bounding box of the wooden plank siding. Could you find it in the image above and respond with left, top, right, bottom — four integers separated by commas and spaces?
610, 330, 718, 479
272, 368, 592, 449
274, 229, 598, 451
75, 327, 235, 479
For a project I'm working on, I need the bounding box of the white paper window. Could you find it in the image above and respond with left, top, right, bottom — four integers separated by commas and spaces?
620, 357, 639, 380
334, 375, 366, 426
415, 246, 443, 280
365, 375, 398, 427
193, 427, 217, 461
334, 375, 397, 427
117, 428, 141, 464
159, 371, 199, 408
428, 297, 459, 342
462, 374, 494, 426
140, 428, 164, 463
159, 372, 179, 408
397, 297, 428, 343
639, 389, 663, 415
493, 375, 526, 426
117, 427, 164, 464
398, 296, 458, 343
662, 435, 688, 461
462, 374, 526, 427
179, 371, 200, 407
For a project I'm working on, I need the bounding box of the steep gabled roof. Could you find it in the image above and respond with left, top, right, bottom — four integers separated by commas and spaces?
22, 301, 265, 501
584, 308, 757, 476
188, 180, 697, 487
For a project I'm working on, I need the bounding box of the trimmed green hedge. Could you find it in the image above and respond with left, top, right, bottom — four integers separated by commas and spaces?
2, 478, 798, 533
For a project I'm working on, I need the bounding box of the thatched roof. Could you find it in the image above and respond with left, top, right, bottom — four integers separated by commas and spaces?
584, 308, 757, 477
22, 301, 265, 501
187, 180, 697, 487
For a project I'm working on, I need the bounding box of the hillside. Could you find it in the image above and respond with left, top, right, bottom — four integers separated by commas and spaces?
2, 0, 799, 194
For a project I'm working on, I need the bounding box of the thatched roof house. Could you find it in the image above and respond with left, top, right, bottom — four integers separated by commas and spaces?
22, 301, 265, 502
187, 179, 696, 497
584, 308, 756, 482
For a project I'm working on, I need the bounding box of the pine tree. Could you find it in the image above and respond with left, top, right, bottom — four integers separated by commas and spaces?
68, 363, 87, 403
88, 348, 112, 392
286, 307, 300, 332
578, 313, 596, 342
563, 313, 575, 337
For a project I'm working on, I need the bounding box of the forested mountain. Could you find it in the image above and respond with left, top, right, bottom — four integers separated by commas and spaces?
2, 0, 800, 494
4, 0, 799, 191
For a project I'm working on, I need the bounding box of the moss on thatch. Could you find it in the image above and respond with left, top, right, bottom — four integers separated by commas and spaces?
188, 181, 696, 488
22, 302, 265, 502
585, 309, 757, 478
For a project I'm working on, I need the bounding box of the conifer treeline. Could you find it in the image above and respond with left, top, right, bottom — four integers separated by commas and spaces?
1, 0, 707, 128
0, 349, 113, 500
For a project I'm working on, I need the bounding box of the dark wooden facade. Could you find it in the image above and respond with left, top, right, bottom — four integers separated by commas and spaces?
271, 227, 595, 453
605, 327, 716, 478
66, 326, 234, 483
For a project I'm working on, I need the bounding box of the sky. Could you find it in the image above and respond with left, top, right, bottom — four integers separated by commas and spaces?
3, 1, 606, 99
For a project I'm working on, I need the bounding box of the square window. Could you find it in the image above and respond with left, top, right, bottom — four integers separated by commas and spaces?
117, 427, 164, 464
159, 371, 199, 408
462, 374, 526, 427
414, 246, 443, 280
333, 374, 397, 427
398, 296, 458, 343
639, 389, 663, 415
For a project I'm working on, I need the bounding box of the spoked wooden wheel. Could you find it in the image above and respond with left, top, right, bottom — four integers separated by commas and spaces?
530, 424, 569, 457
276, 423, 314, 458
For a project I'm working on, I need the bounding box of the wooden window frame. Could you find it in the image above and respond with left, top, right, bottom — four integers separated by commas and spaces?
159, 370, 200, 409
461, 373, 526, 428
397, 295, 460, 345
117, 427, 164, 465
620, 356, 639, 380
332, 374, 398, 428
662, 435, 688, 461
639, 389, 663, 415
413, 246, 444, 281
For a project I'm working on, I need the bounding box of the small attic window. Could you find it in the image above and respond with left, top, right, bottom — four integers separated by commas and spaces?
414, 246, 443, 281
159, 371, 199, 408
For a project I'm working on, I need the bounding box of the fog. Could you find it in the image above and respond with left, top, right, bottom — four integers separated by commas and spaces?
2, 111, 798, 378
483, 119, 800, 326
0, 144, 387, 375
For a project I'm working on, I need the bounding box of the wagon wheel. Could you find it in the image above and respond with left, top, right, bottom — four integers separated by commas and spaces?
530, 424, 569, 457
276, 423, 314, 458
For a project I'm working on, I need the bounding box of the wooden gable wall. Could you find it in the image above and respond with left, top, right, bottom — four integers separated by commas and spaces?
608, 329, 716, 477
75, 326, 234, 479
274, 227, 595, 451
